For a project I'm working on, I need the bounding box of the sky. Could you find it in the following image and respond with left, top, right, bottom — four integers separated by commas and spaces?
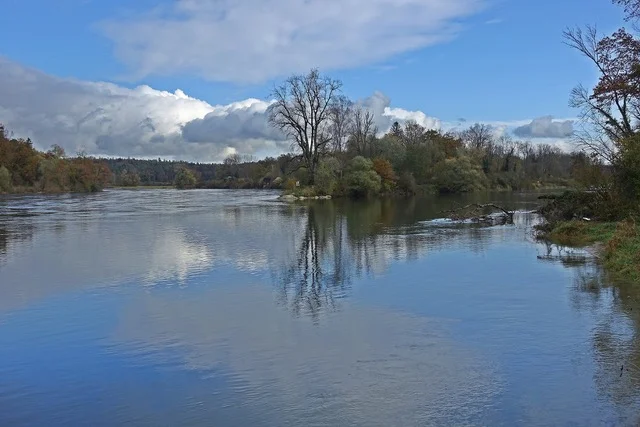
0, 0, 627, 162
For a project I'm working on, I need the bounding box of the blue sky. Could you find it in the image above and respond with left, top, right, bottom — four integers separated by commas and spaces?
0, 0, 627, 161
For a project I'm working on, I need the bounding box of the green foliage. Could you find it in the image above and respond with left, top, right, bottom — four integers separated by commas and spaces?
315, 157, 340, 195
345, 156, 381, 197
614, 135, 640, 209
118, 170, 141, 187
433, 156, 487, 194
174, 168, 197, 189
397, 172, 417, 195
0, 166, 11, 192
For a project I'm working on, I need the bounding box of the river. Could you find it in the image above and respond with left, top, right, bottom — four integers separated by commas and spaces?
0, 189, 638, 426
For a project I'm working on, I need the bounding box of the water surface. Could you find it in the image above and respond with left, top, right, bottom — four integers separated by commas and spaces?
0, 189, 638, 426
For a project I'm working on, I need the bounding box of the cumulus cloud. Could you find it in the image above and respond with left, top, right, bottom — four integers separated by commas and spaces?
0, 58, 576, 161
100, 0, 486, 83
513, 116, 575, 139
0, 58, 449, 161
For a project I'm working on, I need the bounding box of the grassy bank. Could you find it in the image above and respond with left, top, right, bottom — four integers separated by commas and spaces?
539, 220, 640, 283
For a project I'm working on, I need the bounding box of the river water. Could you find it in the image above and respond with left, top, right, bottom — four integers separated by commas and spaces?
0, 189, 638, 426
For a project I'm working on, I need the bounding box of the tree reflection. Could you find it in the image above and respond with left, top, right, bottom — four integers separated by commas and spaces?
276, 198, 496, 320
278, 202, 350, 320
568, 264, 640, 423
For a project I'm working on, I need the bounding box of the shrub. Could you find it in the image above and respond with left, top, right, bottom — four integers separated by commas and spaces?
397, 171, 416, 195
433, 156, 487, 193
315, 157, 340, 195
118, 170, 141, 187
174, 168, 197, 189
0, 166, 11, 192
346, 156, 381, 197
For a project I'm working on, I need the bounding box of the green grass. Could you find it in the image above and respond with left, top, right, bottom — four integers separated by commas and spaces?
543, 221, 618, 247
602, 220, 640, 283
541, 219, 640, 284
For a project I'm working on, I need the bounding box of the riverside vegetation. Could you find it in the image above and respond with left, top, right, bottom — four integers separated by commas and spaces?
534, 0, 640, 284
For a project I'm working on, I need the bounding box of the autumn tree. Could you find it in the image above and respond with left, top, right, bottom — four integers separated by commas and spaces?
564, 26, 640, 160
268, 69, 342, 184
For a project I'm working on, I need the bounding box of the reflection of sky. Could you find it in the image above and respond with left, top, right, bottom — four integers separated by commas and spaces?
112, 285, 502, 426
0, 191, 639, 425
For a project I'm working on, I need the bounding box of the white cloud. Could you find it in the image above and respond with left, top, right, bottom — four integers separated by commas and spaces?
513, 116, 575, 139
100, 0, 487, 83
0, 58, 576, 162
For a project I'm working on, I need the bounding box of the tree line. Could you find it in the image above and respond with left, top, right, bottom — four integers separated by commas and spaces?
0, 125, 111, 193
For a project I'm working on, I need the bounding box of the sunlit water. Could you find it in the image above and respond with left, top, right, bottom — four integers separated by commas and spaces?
0, 189, 639, 426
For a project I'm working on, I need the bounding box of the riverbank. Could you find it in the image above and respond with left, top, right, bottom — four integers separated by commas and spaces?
537, 220, 640, 283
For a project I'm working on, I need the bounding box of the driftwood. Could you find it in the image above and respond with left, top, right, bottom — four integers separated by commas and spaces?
443, 203, 514, 224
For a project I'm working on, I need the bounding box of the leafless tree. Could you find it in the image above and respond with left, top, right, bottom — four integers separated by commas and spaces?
460, 123, 494, 150
328, 95, 353, 153
348, 106, 377, 156
268, 69, 342, 183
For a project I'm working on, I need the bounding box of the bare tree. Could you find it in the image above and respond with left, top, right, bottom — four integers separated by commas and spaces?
328, 95, 353, 153
268, 69, 342, 184
460, 123, 494, 150
348, 106, 377, 156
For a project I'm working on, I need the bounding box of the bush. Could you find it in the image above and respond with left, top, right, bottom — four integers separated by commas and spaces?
372, 158, 397, 193
0, 166, 11, 192
433, 156, 487, 193
346, 156, 381, 197
397, 171, 416, 195
315, 157, 340, 195
174, 168, 197, 189
615, 135, 640, 210
118, 170, 141, 187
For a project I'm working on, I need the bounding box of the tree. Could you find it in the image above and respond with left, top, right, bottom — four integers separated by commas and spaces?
329, 95, 353, 153
434, 156, 487, 194
402, 120, 426, 147
268, 69, 343, 184
175, 168, 197, 189
348, 106, 377, 156
372, 158, 397, 192
47, 144, 66, 159
461, 123, 494, 150
564, 26, 640, 157
345, 156, 381, 197
389, 121, 404, 139
614, 0, 640, 22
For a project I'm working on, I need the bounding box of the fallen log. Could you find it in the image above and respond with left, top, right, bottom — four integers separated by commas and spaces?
443, 203, 514, 224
